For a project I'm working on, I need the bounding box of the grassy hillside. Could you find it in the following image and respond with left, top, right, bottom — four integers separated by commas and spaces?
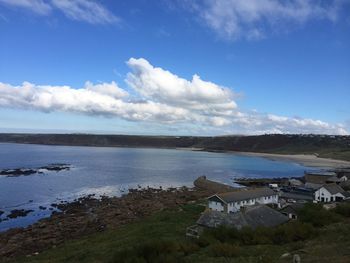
0, 133, 350, 161
6, 202, 350, 263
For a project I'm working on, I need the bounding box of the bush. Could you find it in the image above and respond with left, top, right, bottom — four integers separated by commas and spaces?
111, 240, 184, 263
271, 221, 316, 244
203, 221, 317, 247
205, 225, 239, 243
179, 241, 200, 256
195, 234, 212, 247
210, 243, 241, 257
299, 203, 340, 227
334, 202, 350, 217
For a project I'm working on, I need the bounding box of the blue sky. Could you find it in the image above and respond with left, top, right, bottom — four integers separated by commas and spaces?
0, 0, 349, 135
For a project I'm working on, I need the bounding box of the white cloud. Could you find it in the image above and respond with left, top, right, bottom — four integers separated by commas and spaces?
0, 58, 348, 135
126, 58, 237, 116
184, 0, 345, 40
0, 0, 52, 15
51, 0, 118, 24
0, 0, 119, 24
84, 81, 128, 99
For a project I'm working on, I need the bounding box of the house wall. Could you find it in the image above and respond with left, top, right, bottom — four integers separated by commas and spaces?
208, 200, 225, 212
314, 188, 345, 202
315, 188, 331, 202
286, 212, 297, 219
339, 176, 348, 182
227, 194, 279, 213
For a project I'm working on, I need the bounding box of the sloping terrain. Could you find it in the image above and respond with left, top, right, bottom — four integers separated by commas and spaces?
0, 133, 349, 161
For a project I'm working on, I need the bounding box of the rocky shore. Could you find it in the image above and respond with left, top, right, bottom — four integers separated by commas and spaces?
0, 186, 212, 260
0, 164, 71, 177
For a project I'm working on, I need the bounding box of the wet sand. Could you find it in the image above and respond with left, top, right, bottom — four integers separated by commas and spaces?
231, 152, 350, 168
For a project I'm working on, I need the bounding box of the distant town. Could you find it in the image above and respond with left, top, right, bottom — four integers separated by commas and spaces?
188, 167, 350, 238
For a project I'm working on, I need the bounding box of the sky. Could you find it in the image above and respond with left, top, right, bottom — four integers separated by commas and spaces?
0, 0, 349, 136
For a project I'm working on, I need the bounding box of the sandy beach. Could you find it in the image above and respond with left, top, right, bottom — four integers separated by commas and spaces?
232, 152, 350, 168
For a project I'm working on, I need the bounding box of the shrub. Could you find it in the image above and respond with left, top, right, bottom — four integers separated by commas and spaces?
210, 243, 241, 257
111, 240, 184, 263
238, 226, 256, 245
298, 203, 340, 227
334, 202, 350, 217
195, 234, 212, 247
179, 241, 200, 256
205, 225, 239, 243
271, 222, 316, 244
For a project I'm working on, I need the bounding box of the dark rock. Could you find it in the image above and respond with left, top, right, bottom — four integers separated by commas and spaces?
0, 164, 71, 177
7, 209, 34, 219
0, 186, 211, 259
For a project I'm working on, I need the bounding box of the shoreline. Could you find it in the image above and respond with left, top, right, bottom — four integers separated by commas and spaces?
229, 151, 350, 168
2, 142, 349, 168
0, 186, 211, 259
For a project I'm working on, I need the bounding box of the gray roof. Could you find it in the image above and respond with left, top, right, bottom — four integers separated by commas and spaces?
305, 182, 323, 190
288, 179, 303, 186
326, 176, 341, 183
323, 184, 346, 195
280, 191, 314, 201
197, 205, 288, 229
305, 171, 337, 177
343, 191, 350, 198
212, 188, 275, 203
280, 203, 305, 214
305, 174, 332, 184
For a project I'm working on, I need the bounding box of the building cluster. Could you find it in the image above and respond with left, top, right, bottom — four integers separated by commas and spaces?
187, 168, 350, 238
282, 169, 350, 203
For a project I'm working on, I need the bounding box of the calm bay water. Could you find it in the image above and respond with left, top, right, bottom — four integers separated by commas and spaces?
0, 143, 313, 231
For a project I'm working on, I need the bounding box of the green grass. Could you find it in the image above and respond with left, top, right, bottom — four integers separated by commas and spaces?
5, 203, 350, 263
7, 204, 204, 263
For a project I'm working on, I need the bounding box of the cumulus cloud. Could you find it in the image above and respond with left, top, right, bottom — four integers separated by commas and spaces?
182, 0, 345, 40
0, 0, 118, 24
0, 80, 214, 125
126, 58, 236, 116
0, 58, 348, 135
84, 81, 128, 99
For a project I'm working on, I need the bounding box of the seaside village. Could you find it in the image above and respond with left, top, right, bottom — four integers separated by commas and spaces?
187, 168, 350, 238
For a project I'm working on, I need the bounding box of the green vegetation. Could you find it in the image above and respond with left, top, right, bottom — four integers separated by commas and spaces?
6, 203, 350, 263
298, 203, 342, 227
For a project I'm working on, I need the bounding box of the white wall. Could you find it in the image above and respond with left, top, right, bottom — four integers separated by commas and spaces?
226, 194, 279, 213
340, 176, 348, 182
315, 187, 344, 202
208, 200, 225, 212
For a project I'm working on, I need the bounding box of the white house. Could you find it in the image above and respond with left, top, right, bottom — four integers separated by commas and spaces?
314, 184, 350, 202
208, 188, 278, 214
338, 174, 349, 182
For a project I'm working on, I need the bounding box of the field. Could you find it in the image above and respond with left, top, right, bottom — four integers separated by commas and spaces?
6, 202, 350, 263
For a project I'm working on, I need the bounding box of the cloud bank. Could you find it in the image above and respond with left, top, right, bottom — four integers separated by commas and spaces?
0, 0, 118, 24
0, 58, 347, 135
182, 0, 346, 40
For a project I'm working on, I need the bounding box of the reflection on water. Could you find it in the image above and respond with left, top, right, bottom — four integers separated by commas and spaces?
0, 143, 313, 231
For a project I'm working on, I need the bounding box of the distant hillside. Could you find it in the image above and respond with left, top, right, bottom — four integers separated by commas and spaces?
0, 133, 350, 161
